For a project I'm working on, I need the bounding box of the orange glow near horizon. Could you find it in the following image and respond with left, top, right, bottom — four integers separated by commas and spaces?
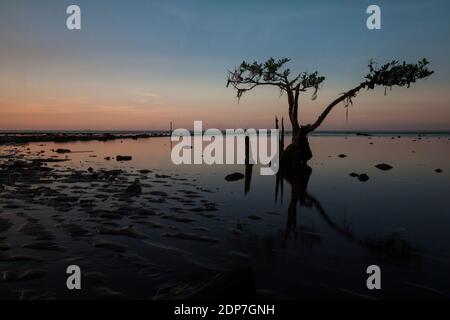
1, 79, 449, 131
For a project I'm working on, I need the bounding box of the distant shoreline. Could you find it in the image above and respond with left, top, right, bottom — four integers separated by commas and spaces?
0, 132, 171, 145
1, 130, 449, 145
1, 130, 449, 135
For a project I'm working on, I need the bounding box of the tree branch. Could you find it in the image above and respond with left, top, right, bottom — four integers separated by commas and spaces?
306, 83, 366, 133
306, 58, 433, 134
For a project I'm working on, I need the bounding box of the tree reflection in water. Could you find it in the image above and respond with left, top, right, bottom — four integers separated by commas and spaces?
243, 162, 423, 266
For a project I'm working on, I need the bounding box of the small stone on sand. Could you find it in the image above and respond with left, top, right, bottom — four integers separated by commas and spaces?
375, 163, 393, 171
225, 173, 244, 181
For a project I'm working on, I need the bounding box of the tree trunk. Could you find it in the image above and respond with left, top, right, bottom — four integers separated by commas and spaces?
282, 83, 367, 168
281, 127, 312, 168
282, 90, 313, 167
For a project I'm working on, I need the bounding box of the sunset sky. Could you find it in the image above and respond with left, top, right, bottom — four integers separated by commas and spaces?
0, 0, 449, 131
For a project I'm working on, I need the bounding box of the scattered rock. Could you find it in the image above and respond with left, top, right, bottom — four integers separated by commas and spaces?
247, 215, 262, 220
358, 174, 369, 182
225, 172, 244, 181
116, 155, 132, 161
349, 172, 369, 182
338, 154, 347, 158
126, 179, 142, 194
54, 148, 71, 154
435, 168, 443, 173
155, 174, 171, 179
375, 163, 393, 171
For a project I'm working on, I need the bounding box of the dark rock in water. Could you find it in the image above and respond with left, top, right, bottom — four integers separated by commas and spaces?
247, 215, 262, 220
126, 179, 142, 194
116, 155, 132, 161
358, 174, 369, 182
349, 172, 359, 178
87, 167, 94, 172
225, 172, 244, 181
435, 168, 443, 173
155, 174, 171, 178
375, 163, 393, 171
31, 158, 68, 164
153, 267, 255, 299
338, 154, 347, 158
1, 269, 47, 282
104, 157, 111, 161
55, 148, 71, 154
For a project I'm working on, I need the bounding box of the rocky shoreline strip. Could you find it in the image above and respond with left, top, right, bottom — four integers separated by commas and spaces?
0, 132, 171, 145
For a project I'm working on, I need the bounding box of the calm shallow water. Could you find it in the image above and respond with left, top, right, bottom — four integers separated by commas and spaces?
0, 134, 449, 299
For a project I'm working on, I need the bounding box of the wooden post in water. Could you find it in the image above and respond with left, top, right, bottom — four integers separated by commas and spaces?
244, 135, 253, 195
245, 135, 250, 165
